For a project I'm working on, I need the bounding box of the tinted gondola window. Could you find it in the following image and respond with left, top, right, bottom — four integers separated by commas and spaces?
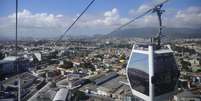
154, 53, 179, 96
127, 53, 149, 96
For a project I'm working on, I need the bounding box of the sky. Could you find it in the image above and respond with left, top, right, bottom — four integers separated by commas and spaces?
0, 0, 201, 39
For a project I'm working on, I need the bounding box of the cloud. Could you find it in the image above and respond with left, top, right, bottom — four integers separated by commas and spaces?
128, 5, 201, 28
128, 4, 158, 28
73, 8, 130, 35
173, 6, 201, 28
0, 9, 73, 38
0, 6, 201, 39
0, 8, 131, 38
129, 4, 151, 16
79, 8, 129, 27
137, 4, 151, 13
8, 9, 65, 28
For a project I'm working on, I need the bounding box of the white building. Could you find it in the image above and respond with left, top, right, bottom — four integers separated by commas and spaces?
53, 88, 69, 101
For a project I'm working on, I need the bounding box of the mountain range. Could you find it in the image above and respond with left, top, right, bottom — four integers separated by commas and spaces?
1, 28, 201, 41
105, 27, 201, 39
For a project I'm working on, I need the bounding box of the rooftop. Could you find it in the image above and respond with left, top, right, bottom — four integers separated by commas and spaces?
3, 72, 37, 88
94, 72, 118, 85
53, 88, 69, 101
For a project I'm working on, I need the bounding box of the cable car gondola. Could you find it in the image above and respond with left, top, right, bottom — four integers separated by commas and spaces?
125, 0, 180, 101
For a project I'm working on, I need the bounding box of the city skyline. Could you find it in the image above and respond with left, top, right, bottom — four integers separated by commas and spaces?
0, 1, 201, 100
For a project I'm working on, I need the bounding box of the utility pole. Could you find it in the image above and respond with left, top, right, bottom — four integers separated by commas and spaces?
16, 0, 21, 101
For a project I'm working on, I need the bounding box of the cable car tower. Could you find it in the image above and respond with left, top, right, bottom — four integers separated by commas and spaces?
125, 0, 180, 101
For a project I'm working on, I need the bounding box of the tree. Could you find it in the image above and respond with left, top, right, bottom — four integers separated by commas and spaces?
196, 69, 201, 73
181, 60, 191, 72
199, 58, 201, 65
120, 53, 126, 60
49, 81, 56, 88
74, 90, 89, 100
61, 60, 73, 69
122, 63, 127, 68
58, 60, 73, 69
80, 62, 95, 71
0, 52, 5, 60
95, 54, 104, 61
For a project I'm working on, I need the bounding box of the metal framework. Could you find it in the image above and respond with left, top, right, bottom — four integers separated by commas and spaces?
108, 0, 169, 48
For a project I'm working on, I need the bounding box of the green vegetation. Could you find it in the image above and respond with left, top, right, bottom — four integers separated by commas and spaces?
180, 59, 192, 72
59, 60, 74, 69
80, 62, 95, 71
74, 90, 89, 100
0, 52, 5, 60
